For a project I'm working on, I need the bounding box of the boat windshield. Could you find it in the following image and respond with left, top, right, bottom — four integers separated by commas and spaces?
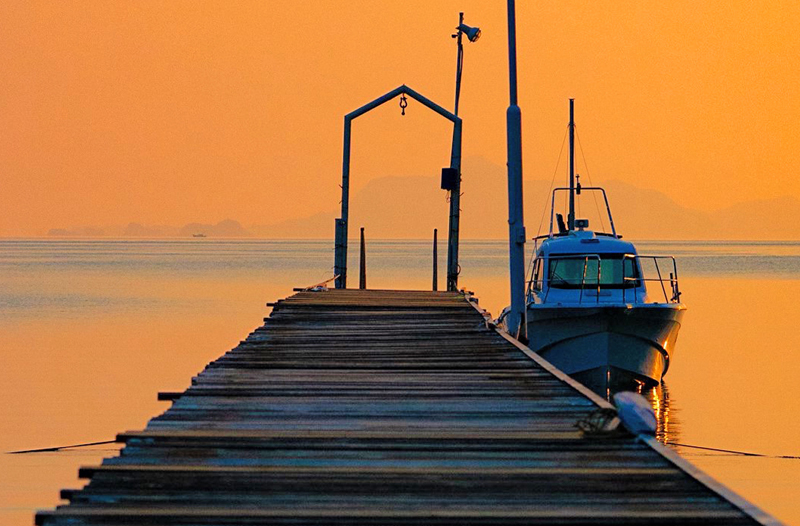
547, 254, 640, 289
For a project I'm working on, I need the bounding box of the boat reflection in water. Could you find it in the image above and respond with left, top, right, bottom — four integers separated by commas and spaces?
575, 371, 679, 444
644, 382, 679, 444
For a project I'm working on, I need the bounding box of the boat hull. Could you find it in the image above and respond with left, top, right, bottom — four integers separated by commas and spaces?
525, 304, 685, 391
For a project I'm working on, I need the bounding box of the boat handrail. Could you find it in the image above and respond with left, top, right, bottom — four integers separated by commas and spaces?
526, 253, 682, 305
531, 231, 618, 242
622, 254, 682, 304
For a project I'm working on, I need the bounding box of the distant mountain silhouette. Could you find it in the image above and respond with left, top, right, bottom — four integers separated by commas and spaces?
47, 226, 106, 237
123, 222, 179, 237
48, 158, 800, 240
708, 196, 800, 239
48, 219, 251, 238
251, 156, 797, 240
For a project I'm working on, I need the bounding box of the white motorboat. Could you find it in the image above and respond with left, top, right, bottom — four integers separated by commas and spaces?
519, 100, 686, 393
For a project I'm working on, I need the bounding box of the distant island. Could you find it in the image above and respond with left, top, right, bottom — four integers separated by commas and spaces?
48, 219, 252, 238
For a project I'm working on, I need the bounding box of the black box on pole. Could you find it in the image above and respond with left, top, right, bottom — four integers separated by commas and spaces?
441, 167, 459, 191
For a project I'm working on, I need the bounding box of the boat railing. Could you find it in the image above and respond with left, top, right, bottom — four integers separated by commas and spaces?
549, 187, 618, 238
526, 254, 682, 305
622, 255, 682, 304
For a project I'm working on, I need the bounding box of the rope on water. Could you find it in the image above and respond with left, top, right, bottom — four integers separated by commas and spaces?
667, 442, 800, 460
7, 440, 117, 455
8, 437, 800, 460
577, 409, 800, 459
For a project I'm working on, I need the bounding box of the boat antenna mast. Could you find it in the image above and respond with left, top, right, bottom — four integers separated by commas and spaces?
568, 98, 576, 231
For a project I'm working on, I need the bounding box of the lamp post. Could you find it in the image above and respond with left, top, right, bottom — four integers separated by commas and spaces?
452, 13, 481, 116
446, 13, 481, 292
505, 0, 527, 341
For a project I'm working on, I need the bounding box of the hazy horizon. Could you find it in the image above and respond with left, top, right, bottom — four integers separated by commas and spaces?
30, 164, 800, 241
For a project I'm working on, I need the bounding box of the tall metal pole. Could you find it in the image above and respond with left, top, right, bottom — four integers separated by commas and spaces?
432, 228, 438, 291
505, 0, 527, 341
446, 123, 462, 292
454, 12, 464, 116
335, 117, 352, 289
568, 98, 576, 231
447, 13, 465, 292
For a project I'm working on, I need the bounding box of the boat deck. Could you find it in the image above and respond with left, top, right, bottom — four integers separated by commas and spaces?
36, 289, 778, 525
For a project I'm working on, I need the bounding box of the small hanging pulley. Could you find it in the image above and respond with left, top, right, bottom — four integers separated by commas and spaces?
576, 174, 582, 195
399, 94, 408, 116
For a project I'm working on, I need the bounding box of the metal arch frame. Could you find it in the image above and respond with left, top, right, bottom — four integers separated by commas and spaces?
334, 84, 463, 291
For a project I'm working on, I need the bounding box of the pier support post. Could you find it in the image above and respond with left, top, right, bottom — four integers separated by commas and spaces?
432, 228, 438, 291
359, 227, 367, 290
334, 114, 352, 289
505, 0, 527, 341
446, 120, 462, 292
334, 218, 347, 289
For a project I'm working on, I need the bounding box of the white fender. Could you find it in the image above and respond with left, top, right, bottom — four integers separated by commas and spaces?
613, 391, 657, 435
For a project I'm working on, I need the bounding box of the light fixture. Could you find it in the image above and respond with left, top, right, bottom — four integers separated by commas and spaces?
457, 23, 481, 42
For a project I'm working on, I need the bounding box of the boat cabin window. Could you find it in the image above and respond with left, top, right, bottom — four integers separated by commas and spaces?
546, 254, 640, 289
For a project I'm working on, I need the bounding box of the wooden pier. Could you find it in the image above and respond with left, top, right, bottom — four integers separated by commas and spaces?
36, 289, 779, 525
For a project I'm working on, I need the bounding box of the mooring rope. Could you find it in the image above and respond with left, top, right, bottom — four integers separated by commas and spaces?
576, 409, 800, 459
666, 442, 800, 460
7, 440, 117, 454
7, 438, 800, 460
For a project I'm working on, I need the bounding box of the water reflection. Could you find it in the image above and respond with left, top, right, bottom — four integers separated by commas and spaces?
3, 240, 800, 526
643, 382, 680, 444
578, 377, 681, 445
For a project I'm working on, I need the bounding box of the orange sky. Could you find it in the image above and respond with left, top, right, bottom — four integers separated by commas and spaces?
2, 1, 799, 236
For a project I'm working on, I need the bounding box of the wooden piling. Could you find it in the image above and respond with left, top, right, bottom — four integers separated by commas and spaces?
359, 227, 366, 290
432, 228, 438, 291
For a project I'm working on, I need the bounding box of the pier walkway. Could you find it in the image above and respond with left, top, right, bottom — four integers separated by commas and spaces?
37, 289, 777, 525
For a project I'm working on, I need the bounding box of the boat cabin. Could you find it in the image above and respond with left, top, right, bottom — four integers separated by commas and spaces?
528, 223, 649, 305
528, 214, 682, 306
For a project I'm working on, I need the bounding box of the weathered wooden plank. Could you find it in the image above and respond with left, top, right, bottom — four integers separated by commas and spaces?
35, 506, 755, 526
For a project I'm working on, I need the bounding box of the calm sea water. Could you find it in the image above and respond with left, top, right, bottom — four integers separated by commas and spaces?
1, 238, 799, 525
